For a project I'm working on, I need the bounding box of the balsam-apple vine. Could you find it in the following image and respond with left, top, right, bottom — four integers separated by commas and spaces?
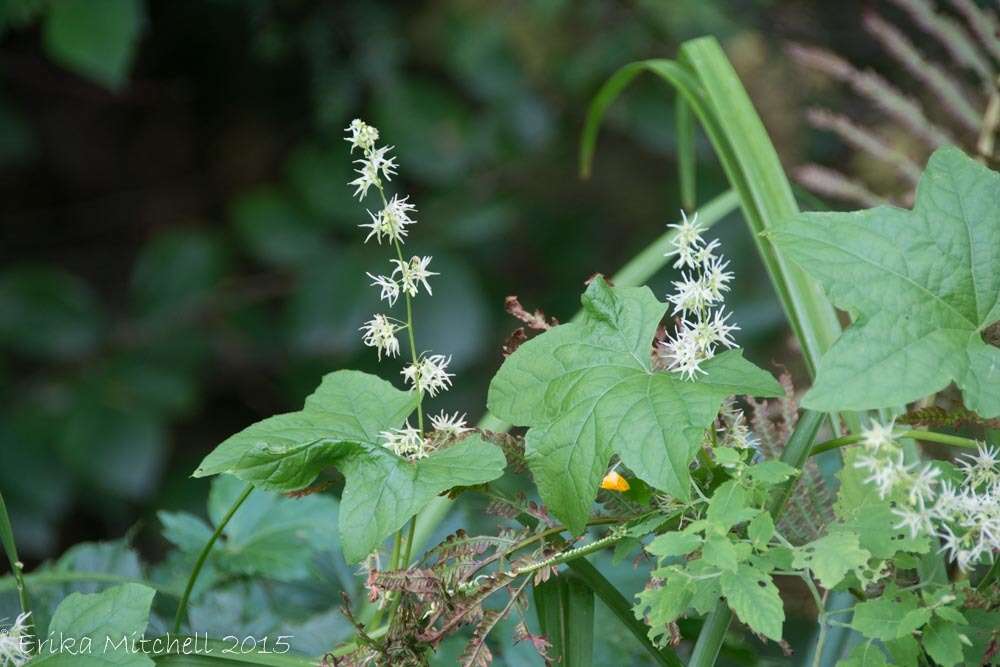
2, 37, 1000, 667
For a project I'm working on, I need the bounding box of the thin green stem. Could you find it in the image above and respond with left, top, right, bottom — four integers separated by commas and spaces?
810, 429, 981, 457
0, 492, 32, 643
172, 482, 253, 635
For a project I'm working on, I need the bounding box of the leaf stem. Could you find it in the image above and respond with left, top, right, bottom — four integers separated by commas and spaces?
172, 482, 253, 634
809, 429, 981, 457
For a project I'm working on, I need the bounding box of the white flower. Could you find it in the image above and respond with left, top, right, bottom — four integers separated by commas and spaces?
667, 273, 712, 316
402, 354, 453, 396
391, 256, 437, 297
430, 411, 471, 438
0, 612, 32, 667
659, 329, 708, 380
344, 119, 380, 153
361, 194, 417, 245
957, 443, 999, 487
367, 273, 400, 307
701, 256, 733, 301
693, 238, 721, 267
893, 506, 932, 538
907, 464, 941, 508
860, 420, 895, 452
380, 423, 427, 459
359, 314, 402, 360
708, 309, 739, 349
666, 211, 704, 269
348, 146, 397, 200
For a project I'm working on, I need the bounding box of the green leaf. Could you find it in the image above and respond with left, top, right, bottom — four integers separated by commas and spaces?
701, 534, 739, 572
851, 591, 918, 641
896, 608, 932, 637
933, 606, 967, 625
160, 476, 339, 581
646, 532, 701, 559
747, 512, 774, 548
194, 370, 506, 562
922, 618, 967, 667
487, 277, 782, 532
194, 370, 417, 489
32, 583, 155, 665
771, 147, 1000, 416
633, 569, 693, 644
706, 480, 758, 532
745, 460, 798, 486
719, 564, 783, 641
834, 453, 929, 559
837, 642, 889, 667
42, 0, 144, 90
792, 531, 870, 590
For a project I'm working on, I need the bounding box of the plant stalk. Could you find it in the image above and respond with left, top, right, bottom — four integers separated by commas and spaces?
172, 482, 253, 634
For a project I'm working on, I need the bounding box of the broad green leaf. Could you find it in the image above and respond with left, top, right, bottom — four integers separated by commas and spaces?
963, 609, 1000, 666
837, 642, 889, 667
706, 480, 758, 532
487, 277, 782, 532
851, 591, 918, 641
194, 370, 505, 562
792, 531, 870, 590
336, 435, 506, 563
933, 606, 967, 625
771, 147, 1000, 416
633, 569, 693, 645
701, 534, 739, 572
922, 618, 967, 667
195, 370, 417, 490
719, 564, 783, 641
646, 532, 701, 559
42, 0, 144, 90
32, 583, 155, 665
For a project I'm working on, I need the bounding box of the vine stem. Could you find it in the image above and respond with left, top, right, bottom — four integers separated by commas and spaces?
810, 429, 981, 456
172, 482, 253, 634
0, 491, 32, 645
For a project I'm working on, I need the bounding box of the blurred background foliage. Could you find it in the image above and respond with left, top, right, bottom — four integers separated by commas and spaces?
0, 0, 944, 662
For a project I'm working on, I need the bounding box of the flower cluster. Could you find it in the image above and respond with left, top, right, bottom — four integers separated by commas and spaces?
0, 612, 32, 667
854, 421, 999, 570
658, 211, 738, 380
347, 119, 459, 461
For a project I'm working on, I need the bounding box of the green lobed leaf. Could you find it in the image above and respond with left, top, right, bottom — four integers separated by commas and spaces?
922, 617, 967, 667
851, 590, 918, 641
633, 568, 694, 645
745, 460, 798, 485
32, 583, 156, 666
719, 564, 784, 641
771, 147, 1000, 416
791, 530, 871, 590
194, 370, 506, 562
747, 512, 774, 549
